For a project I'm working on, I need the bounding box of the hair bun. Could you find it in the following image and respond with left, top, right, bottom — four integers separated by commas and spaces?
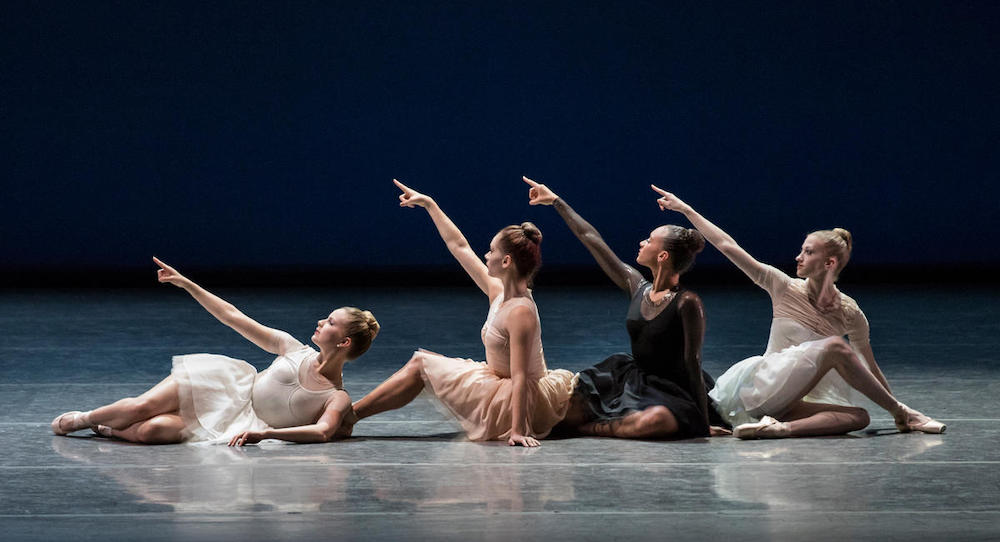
685, 228, 706, 254
832, 228, 852, 251
520, 221, 542, 245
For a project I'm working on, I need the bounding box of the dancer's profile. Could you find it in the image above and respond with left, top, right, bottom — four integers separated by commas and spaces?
347, 180, 575, 447
51, 257, 379, 445
524, 177, 727, 439
651, 185, 945, 438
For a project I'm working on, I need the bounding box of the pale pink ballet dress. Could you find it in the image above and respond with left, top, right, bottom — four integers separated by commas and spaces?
417, 294, 576, 441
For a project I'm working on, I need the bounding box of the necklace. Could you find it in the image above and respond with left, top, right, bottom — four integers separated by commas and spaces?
646, 288, 677, 305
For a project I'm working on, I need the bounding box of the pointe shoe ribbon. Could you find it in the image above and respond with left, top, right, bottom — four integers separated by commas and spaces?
896, 415, 947, 434
733, 416, 790, 440
50, 411, 91, 436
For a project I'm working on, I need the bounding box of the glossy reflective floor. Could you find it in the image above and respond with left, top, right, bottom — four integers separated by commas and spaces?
2, 285, 998, 541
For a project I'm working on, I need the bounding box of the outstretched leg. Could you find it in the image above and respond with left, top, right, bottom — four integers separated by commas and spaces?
578, 406, 679, 439
52, 375, 181, 435
352, 351, 428, 421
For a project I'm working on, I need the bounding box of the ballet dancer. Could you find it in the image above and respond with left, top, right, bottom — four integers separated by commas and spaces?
651, 186, 945, 438
524, 177, 727, 439
348, 180, 575, 447
51, 257, 379, 445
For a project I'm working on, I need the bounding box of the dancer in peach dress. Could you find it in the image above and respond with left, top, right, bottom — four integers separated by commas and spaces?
349, 180, 575, 447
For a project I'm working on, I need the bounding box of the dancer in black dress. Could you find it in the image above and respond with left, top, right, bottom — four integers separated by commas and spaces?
524, 178, 728, 439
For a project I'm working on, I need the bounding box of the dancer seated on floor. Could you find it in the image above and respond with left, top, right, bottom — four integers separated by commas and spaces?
51, 257, 379, 445
523, 177, 729, 439
651, 185, 945, 439
347, 180, 576, 447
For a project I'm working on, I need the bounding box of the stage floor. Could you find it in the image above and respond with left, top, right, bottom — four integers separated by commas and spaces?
2, 284, 998, 541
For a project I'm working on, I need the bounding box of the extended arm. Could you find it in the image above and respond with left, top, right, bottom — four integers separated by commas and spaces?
524, 177, 644, 294
154, 257, 298, 354
395, 179, 502, 299
228, 391, 353, 445
678, 293, 710, 429
651, 185, 770, 283
506, 305, 541, 447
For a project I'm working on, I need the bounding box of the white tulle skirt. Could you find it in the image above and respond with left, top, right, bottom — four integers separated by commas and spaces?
710, 338, 858, 426
172, 354, 270, 444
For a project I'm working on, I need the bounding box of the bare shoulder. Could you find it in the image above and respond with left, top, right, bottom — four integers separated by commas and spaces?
677, 290, 705, 311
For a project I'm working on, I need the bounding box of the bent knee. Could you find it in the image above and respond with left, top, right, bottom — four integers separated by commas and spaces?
405, 352, 427, 373
845, 407, 871, 430
639, 406, 678, 435
135, 417, 182, 444
821, 337, 853, 360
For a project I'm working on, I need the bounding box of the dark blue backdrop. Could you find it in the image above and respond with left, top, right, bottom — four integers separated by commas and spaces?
4, 2, 998, 282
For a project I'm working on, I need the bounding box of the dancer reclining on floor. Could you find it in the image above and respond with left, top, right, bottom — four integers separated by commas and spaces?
51, 257, 379, 445
345, 180, 575, 447
651, 185, 945, 438
524, 177, 729, 439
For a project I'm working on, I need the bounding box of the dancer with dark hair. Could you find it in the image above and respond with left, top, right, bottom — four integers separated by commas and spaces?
652, 185, 945, 438
524, 177, 727, 439
51, 257, 380, 445
348, 180, 575, 447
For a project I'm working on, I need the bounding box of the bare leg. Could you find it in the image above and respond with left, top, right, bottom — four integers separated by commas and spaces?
743, 337, 941, 434
352, 352, 427, 421
779, 401, 871, 437
99, 412, 186, 444
88, 376, 181, 430
578, 406, 679, 439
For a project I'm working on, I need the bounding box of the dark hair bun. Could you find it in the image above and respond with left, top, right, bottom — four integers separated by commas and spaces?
520, 221, 542, 245
685, 229, 706, 254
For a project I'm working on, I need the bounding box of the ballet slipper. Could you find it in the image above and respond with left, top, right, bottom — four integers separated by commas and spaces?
895, 408, 946, 434
50, 411, 92, 435
733, 416, 791, 440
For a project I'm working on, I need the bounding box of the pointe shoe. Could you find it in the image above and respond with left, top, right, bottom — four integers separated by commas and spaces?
50, 411, 91, 436
895, 408, 946, 434
733, 416, 791, 440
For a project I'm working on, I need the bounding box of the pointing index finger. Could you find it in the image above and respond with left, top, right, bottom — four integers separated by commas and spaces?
650, 184, 669, 197
152, 256, 167, 268
392, 178, 411, 194
522, 176, 540, 187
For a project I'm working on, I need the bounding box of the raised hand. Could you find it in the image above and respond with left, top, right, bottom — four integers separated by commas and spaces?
507, 432, 541, 447
523, 176, 559, 206
394, 179, 434, 209
153, 257, 190, 288
651, 184, 692, 214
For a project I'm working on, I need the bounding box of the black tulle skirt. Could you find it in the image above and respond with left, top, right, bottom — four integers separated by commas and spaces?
575, 353, 725, 438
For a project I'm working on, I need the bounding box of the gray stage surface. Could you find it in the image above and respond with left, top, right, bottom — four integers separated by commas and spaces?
2, 285, 998, 541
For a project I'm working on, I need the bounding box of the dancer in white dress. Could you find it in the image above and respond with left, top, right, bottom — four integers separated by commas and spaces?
51, 257, 379, 445
651, 186, 945, 438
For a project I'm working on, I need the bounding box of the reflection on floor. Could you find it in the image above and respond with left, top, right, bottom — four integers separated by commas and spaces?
2, 285, 998, 540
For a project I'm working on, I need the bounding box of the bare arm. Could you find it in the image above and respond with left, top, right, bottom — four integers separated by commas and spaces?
650, 185, 770, 284
506, 304, 541, 447
395, 179, 502, 300
228, 391, 352, 446
678, 292, 710, 430
154, 257, 299, 355
524, 177, 644, 295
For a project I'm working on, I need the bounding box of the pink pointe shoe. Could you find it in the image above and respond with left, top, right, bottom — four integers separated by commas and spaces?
50, 411, 92, 436
896, 408, 946, 434
733, 416, 791, 440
